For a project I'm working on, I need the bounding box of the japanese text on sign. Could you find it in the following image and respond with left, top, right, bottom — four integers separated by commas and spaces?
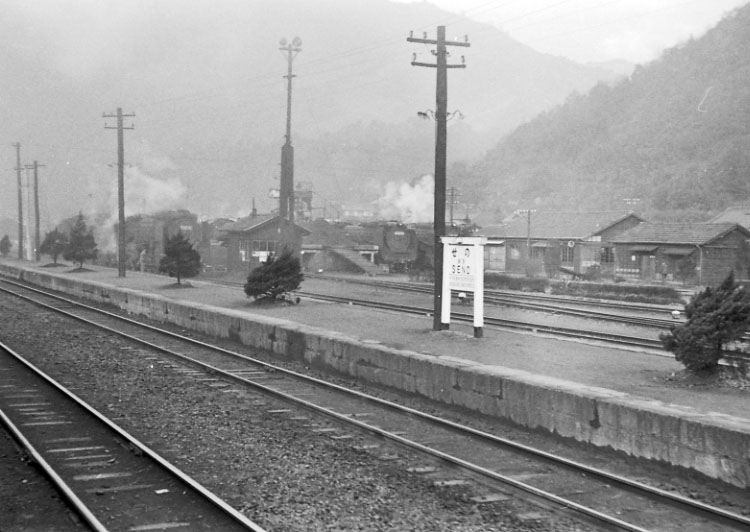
447, 245, 475, 290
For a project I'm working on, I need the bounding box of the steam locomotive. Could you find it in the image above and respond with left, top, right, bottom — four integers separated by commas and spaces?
377, 221, 419, 271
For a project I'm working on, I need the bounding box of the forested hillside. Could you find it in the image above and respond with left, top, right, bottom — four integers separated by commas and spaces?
466, 4, 750, 223
0, 0, 621, 225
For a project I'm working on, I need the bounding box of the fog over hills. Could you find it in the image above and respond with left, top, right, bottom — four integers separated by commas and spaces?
0, 0, 622, 230
465, 3, 750, 223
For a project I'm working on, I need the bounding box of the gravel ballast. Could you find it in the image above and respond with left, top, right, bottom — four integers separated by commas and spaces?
0, 293, 595, 531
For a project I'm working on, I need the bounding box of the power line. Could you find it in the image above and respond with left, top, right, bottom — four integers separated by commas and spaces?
408, 25, 470, 332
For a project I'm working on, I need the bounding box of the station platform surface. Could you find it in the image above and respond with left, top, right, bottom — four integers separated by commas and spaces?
4, 262, 747, 422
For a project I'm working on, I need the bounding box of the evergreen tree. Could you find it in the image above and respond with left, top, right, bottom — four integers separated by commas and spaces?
0, 235, 11, 257
660, 271, 750, 372
39, 229, 68, 264
63, 213, 98, 268
158, 231, 201, 284
244, 249, 303, 301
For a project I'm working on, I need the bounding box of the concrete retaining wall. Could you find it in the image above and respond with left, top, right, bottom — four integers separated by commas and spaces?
3, 263, 749, 488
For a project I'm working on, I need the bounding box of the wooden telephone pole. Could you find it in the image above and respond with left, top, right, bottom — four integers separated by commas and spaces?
13, 143, 23, 260
407, 26, 470, 331
104, 108, 135, 278
25, 161, 45, 261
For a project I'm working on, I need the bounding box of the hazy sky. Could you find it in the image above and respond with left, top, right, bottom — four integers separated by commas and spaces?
396, 0, 749, 63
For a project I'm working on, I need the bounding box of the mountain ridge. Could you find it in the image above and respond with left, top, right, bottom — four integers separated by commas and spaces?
464, 3, 750, 223
0, 0, 623, 226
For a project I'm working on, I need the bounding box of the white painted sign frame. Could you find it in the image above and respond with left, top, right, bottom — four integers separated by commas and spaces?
441, 236, 486, 338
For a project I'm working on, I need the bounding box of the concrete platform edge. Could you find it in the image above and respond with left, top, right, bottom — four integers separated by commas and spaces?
3, 263, 748, 488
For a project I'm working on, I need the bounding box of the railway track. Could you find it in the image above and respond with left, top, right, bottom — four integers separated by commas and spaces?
213, 277, 667, 352
313, 274, 683, 328
296, 290, 667, 351
2, 279, 749, 532
0, 341, 266, 532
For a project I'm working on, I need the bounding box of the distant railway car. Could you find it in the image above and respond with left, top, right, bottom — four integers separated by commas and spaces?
125, 210, 200, 272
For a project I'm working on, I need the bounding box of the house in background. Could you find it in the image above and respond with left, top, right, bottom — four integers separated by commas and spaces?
299, 218, 382, 275
219, 214, 309, 272
707, 206, 750, 228
612, 222, 750, 286
478, 211, 645, 277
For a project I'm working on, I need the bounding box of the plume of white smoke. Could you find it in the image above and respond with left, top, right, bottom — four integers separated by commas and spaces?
92, 165, 188, 253
377, 174, 434, 223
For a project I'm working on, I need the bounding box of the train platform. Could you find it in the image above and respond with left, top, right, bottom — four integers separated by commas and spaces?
2, 260, 749, 487
6, 261, 747, 420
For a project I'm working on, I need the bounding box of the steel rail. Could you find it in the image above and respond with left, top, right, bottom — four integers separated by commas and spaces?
0, 336, 268, 532
296, 290, 666, 351
310, 275, 682, 327
2, 280, 749, 532
0, 405, 110, 532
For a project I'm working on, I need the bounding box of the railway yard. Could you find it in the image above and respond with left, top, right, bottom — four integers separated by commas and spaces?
1, 262, 749, 531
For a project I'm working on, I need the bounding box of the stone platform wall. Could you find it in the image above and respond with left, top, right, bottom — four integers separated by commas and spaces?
2, 263, 748, 488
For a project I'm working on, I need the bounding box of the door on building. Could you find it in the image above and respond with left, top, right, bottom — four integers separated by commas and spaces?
641, 254, 656, 280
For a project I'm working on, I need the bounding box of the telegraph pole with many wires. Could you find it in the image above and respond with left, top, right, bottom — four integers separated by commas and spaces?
407, 26, 470, 331
279, 37, 302, 223
12, 143, 23, 260
103, 108, 135, 278
25, 161, 45, 262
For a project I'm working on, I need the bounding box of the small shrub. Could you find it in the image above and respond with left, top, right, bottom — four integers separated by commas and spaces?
0, 235, 11, 257
660, 272, 750, 373
63, 213, 98, 268
158, 232, 201, 285
244, 250, 304, 301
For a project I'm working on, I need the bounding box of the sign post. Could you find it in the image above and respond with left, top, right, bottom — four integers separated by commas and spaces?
440, 236, 486, 338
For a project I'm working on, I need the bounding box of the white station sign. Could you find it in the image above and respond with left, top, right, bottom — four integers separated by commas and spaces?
447, 244, 476, 291
441, 236, 487, 338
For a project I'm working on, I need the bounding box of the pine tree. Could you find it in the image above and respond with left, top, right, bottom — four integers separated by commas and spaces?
244, 249, 303, 301
0, 235, 11, 257
660, 271, 750, 372
63, 213, 98, 269
158, 231, 201, 285
39, 229, 69, 264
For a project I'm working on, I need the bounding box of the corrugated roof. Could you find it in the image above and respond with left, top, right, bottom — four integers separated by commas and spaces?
300, 219, 358, 247
219, 213, 277, 233
707, 206, 750, 228
612, 222, 749, 245
478, 211, 641, 239
219, 214, 311, 236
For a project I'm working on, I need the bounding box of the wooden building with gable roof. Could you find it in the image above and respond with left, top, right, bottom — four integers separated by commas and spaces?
219, 214, 309, 272
611, 222, 750, 286
479, 211, 645, 277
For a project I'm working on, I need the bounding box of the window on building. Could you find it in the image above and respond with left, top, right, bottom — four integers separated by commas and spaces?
508, 243, 521, 260
600, 247, 615, 263
239, 240, 251, 262
243, 240, 279, 260
561, 246, 574, 263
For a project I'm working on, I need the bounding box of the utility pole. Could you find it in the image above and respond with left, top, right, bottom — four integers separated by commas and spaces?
448, 186, 462, 225
408, 26, 470, 331
517, 208, 536, 260
103, 108, 135, 278
25, 161, 45, 262
12, 143, 23, 260
279, 37, 302, 223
